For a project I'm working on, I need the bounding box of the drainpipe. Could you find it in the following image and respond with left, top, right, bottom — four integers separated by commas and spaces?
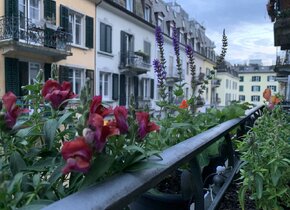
94, 0, 103, 95
287, 75, 290, 101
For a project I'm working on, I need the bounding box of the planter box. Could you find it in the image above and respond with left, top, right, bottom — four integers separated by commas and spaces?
274, 17, 290, 50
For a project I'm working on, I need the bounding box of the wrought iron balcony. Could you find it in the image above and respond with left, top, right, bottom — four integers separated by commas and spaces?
166, 67, 185, 83
275, 50, 290, 76
119, 51, 151, 75
0, 16, 71, 61
211, 78, 221, 87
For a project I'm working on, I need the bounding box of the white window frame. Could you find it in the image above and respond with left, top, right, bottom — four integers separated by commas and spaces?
267, 85, 277, 92
68, 68, 84, 95
29, 62, 41, 85
69, 10, 84, 46
252, 76, 261, 82
267, 75, 276, 82
143, 78, 150, 100
251, 95, 260, 102
144, 5, 151, 22
251, 85, 260, 92
239, 95, 245, 101
100, 72, 112, 100
126, 0, 133, 12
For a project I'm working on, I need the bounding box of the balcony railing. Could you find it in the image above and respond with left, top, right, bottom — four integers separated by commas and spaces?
211, 79, 221, 87
275, 50, 290, 75
119, 51, 151, 75
0, 16, 71, 56
166, 67, 185, 83
43, 105, 264, 210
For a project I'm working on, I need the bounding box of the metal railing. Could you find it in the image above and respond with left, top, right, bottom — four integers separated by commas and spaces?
119, 51, 151, 70
0, 16, 71, 52
43, 105, 264, 210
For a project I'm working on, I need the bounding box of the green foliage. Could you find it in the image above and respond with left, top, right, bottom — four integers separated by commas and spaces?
238, 107, 290, 210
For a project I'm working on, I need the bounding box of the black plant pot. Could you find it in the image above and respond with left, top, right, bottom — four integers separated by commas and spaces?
129, 170, 191, 210
129, 189, 190, 210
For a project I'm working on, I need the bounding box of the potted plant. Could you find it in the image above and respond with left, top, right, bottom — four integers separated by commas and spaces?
0, 68, 160, 209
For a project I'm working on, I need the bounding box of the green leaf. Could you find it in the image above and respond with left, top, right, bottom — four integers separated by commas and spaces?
255, 174, 263, 199
271, 169, 281, 187
124, 145, 145, 154
238, 185, 247, 210
33, 174, 40, 187
10, 151, 27, 175
7, 172, 23, 194
58, 111, 74, 125
43, 119, 59, 150
81, 154, 114, 189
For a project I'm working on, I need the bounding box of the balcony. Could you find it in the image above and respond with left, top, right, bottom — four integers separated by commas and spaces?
274, 17, 290, 50
275, 50, 290, 76
0, 16, 71, 61
166, 67, 185, 84
119, 51, 151, 75
211, 78, 221, 87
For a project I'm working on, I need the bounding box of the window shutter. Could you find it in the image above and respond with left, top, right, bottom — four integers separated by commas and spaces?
85, 16, 94, 48
140, 79, 144, 99
44, 28, 56, 48
106, 25, 112, 53
112, 73, 119, 100
119, 74, 126, 105
150, 79, 154, 99
133, 76, 139, 98
59, 65, 69, 83
5, 0, 18, 17
44, 0, 56, 21
86, 69, 94, 97
120, 31, 127, 67
5, 57, 20, 96
44, 63, 52, 81
100, 23, 106, 51
60, 5, 69, 32
19, 61, 29, 96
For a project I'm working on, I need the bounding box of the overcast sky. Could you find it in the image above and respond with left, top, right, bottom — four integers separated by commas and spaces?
166, 0, 276, 66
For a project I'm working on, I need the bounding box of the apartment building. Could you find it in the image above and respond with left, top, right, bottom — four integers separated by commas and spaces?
216, 61, 239, 107
237, 65, 279, 106
95, 0, 217, 110
0, 0, 96, 98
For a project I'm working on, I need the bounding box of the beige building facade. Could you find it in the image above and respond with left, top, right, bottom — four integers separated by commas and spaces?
0, 0, 96, 98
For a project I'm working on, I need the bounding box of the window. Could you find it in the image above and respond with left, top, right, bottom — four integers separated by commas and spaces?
267, 75, 276, 82
251, 95, 260, 102
267, 85, 277, 92
144, 5, 151, 22
143, 41, 151, 64
126, 0, 133, 12
239, 95, 245, 101
100, 22, 112, 53
68, 68, 84, 94
252, 76, 261, 82
239, 76, 244, 82
239, 85, 244, 92
251, 85, 260, 92
100, 72, 111, 100
143, 78, 150, 100
29, 62, 41, 85
186, 62, 189, 75
29, 0, 41, 20
185, 87, 189, 99
226, 79, 229, 89
68, 10, 84, 46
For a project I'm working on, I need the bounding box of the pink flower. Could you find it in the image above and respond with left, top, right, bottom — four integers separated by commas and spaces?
42, 80, 76, 110
61, 137, 93, 174
136, 112, 160, 140
1, 92, 28, 129
113, 106, 129, 134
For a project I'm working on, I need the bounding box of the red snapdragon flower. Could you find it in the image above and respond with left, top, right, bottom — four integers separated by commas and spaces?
1, 92, 28, 129
84, 113, 119, 152
90, 96, 112, 117
179, 99, 189, 109
61, 137, 93, 174
113, 106, 129, 134
42, 80, 77, 110
136, 112, 160, 140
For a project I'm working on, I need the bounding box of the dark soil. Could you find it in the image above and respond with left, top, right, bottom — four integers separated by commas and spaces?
156, 171, 257, 210
217, 180, 256, 210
